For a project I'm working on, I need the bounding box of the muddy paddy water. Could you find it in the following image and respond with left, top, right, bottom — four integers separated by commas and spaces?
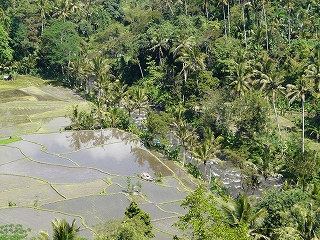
0, 129, 194, 239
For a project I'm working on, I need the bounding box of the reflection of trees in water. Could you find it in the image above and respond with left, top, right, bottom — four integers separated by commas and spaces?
130, 146, 165, 174
93, 130, 110, 147
67, 129, 135, 151
110, 129, 134, 145
67, 130, 95, 150
130, 146, 146, 167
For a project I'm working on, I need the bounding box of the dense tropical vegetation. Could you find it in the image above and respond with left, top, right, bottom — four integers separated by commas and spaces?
1, 0, 320, 239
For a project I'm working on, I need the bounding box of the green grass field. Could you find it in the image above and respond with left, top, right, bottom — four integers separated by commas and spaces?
0, 137, 22, 144
0, 75, 91, 138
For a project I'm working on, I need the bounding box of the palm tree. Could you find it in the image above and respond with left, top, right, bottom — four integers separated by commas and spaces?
114, 81, 128, 107
131, 86, 148, 116
36, 0, 50, 35
51, 218, 79, 240
286, 76, 315, 153
173, 120, 195, 166
193, 127, 223, 179
202, 0, 214, 19
257, 58, 286, 150
91, 55, 110, 79
174, 38, 207, 101
121, 93, 136, 118
68, 53, 89, 89
149, 31, 170, 65
52, 0, 80, 22
305, 45, 320, 97
228, 61, 252, 97
218, 193, 267, 238
292, 203, 320, 240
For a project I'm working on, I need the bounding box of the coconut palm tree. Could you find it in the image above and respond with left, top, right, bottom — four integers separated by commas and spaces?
36, 0, 50, 35
217, 0, 230, 36
131, 86, 148, 116
121, 93, 136, 118
51, 218, 79, 240
193, 127, 223, 180
173, 120, 195, 166
149, 31, 170, 65
256, 58, 286, 151
286, 76, 314, 153
52, 0, 80, 22
305, 45, 320, 97
218, 193, 267, 238
174, 38, 207, 101
91, 55, 110, 79
228, 60, 252, 97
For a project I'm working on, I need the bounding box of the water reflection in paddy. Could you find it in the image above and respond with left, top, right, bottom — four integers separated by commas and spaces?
9, 129, 175, 178
63, 141, 174, 176
22, 129, 136, 154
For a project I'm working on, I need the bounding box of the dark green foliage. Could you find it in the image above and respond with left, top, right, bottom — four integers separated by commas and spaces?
38, 20, 82, 78
185, 162, 202, 179
125, 201, 141, 218
232, 91, 269, 140
102, 0, 124, 22
256, 188, 309, 230
0, 224, 31, 240
95, 201, 155, 239
145, 110, 172, 142
282, 135, 320, 187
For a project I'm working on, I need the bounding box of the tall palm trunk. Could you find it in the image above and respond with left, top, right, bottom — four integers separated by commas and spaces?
242, 2, 247, 49
302, 94, 305, 153
272, 95, 283, 154
227, 1, 231, 34
262, 2, 269, 51
223, 5, 227, 37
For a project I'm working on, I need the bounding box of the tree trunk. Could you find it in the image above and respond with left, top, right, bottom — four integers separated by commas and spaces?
242, 3, 247, 49
262, 2, 269, 51
227, 1, 231, 34
182, 145, 186, 166
273, 97, 283, 154
302, 95, 305, 153
185, 0, 188, 15
223, 5, 227, 37
138, 61, 144, 78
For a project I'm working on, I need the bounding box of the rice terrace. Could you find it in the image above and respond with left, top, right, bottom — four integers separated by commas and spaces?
0, 76, 196, 239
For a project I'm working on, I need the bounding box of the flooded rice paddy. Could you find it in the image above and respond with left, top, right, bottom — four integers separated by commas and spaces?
0, 129, 195, 239
0, 81, 195, 239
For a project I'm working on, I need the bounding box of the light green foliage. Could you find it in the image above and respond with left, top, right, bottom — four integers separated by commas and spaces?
232, 90, 269, 139
175, 185, 250, 240
94, 201, 155, 240
256, 188, 309, 233
0, 224, 31, 240
283, 135, 320, 187
145, 110, 172, 142
0, 23, 12, 66
51, 218, 79, 240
